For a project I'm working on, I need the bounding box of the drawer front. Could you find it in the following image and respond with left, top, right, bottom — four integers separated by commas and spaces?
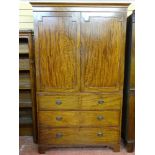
81, 94, 122, 110
39, 111, 120, 127
38, 94, 121, 110
38, 95, 79, 110
39, 127, 119, 145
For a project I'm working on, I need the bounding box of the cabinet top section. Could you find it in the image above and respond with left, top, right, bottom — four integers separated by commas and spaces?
30, 2, 130, 12
30, 2, 130, 7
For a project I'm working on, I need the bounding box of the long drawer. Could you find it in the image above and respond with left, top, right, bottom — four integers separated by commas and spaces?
39, 127, 119, 145
39, 111, 120, 127
38, 94, 121, 110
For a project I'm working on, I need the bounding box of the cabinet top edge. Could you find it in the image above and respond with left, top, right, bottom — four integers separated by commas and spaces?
30, 2, 130, 8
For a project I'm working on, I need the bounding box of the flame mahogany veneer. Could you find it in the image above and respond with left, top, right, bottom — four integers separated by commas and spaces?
31, 2, 129, 154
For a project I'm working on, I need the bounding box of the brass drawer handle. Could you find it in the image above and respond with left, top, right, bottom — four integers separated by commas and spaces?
56, 116, 63, 121
97, 115, 104, 120
98, 99, 104, 104
56, 133, 63, 138
55, 100, 62, 105
97, 132, 103, 137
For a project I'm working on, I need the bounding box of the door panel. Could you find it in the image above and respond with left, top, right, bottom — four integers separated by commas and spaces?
36, 12, 80, 92
81, 12, 125, 92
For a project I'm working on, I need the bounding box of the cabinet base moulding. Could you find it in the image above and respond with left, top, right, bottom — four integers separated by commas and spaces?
38, 144, 120, 154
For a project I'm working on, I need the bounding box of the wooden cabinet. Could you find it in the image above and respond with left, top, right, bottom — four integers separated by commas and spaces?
31, 2, 129, 153
122, 11, 135, 152
19, 30, 37, 142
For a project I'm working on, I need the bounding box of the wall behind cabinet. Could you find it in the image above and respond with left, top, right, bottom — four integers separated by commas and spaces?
19, 1, 33, 30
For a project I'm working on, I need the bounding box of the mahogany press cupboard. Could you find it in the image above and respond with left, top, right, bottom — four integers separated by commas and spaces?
31, 2, 129, 153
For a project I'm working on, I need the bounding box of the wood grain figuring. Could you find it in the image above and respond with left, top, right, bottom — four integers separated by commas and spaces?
39, 111, 120, 127
39, 127, 119, 145
81, 94, 122, 110
81, 12, 125, 92
38, 94, 122, 110
38, 12, 80, 92
38, 95, 79, 110
31, 3, 128, 153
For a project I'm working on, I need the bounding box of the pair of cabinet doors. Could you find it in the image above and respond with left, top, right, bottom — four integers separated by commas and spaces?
34, 11, 126, 93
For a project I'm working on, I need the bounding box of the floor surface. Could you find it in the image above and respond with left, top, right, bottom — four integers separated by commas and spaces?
19, 136, 135, 155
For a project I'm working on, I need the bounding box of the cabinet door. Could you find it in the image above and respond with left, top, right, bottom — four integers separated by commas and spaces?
81, 12, 126, 92
34, 12, 80, 92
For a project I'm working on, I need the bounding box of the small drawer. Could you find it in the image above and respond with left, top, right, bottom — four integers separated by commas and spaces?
19, 59, 30, 70
38, 95, 79, 110
81, 94, 122, 110
39, 111, 120, 127
39, 127, 119, 145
